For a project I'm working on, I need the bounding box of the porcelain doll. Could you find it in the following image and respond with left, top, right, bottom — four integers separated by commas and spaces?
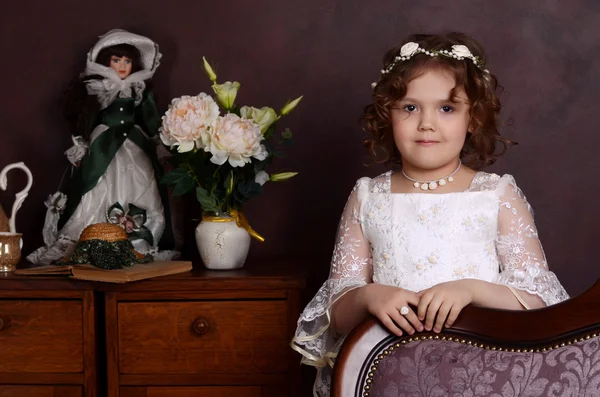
28, 29, 177, 264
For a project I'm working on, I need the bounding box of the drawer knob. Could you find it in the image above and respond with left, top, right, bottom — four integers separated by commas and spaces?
0, 317, 4, 331
193, 317, 210, 335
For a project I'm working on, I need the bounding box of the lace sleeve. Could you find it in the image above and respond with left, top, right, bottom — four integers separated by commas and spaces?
292, 178, 373, 372
495, 175, 569, 306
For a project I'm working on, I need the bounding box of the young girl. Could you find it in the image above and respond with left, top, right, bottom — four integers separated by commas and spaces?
27, 29, 177, 264
291, 32, 569, 397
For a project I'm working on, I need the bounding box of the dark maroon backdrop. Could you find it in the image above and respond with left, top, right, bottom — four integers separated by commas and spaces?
2, 1, 599, 394
1, 2, 598, 297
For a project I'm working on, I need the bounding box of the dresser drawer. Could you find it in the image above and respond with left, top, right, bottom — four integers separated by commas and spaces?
0, 300, 83, 373
122, 386, 261, 397
0, 385, 81, 397
118, 300, 289, 374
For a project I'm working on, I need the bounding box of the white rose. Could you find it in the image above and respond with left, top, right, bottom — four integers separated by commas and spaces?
160, 93, 219, 153
212, 81, 241, 110
208, 114, 268, 167
452, 45, 473, 58
240, 106, 278, 134
400, 42, 419, 57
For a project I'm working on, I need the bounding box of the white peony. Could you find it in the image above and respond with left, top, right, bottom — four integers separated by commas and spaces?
452, 45, 473, 58
208, 113, 268, 167
400, 42, 419, 57
160, 93, 220, 153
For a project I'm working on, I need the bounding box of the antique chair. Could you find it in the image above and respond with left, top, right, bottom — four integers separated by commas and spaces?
333, 280, 600, 396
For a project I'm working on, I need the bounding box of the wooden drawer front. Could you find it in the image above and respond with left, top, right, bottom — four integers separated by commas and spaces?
0, 385, 80, 397
118, 300, 289, 374
0, 300, 83, 373
122, 386, 261, 397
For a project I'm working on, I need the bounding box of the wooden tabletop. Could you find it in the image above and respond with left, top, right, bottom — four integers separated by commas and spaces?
0, 255, 308, 291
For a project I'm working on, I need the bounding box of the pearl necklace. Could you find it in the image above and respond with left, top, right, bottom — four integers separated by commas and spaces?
401, 161, 462, 191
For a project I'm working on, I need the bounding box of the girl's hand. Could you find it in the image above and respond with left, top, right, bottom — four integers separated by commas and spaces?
360, 284, 424, 336
417, 280, 474, 333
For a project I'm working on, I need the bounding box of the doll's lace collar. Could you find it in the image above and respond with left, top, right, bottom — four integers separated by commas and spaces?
83, 61, 155, 109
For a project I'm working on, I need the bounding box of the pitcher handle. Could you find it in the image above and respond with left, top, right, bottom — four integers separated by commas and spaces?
0, 162, 33, 234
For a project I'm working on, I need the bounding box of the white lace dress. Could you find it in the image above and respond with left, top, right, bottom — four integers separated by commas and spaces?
291, 171, 570, 397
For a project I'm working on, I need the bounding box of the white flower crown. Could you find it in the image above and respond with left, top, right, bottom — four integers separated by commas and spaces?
371, 42, 488, 89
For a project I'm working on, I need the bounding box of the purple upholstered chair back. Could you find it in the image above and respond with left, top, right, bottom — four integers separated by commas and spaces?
333, 280, 600, 397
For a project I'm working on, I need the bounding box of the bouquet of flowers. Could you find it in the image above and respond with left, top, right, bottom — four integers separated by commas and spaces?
159, 58, 302, 242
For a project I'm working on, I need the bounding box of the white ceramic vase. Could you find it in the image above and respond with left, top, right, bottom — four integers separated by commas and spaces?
195, 212, 251, 270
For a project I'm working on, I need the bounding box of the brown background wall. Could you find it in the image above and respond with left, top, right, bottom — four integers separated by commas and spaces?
1, 0, 598, 301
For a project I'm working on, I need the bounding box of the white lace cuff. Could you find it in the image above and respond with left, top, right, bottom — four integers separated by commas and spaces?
496, 264, 569, 306
291, 277, 367, 368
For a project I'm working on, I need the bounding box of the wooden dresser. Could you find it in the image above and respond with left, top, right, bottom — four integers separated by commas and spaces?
0, 257, 306, 397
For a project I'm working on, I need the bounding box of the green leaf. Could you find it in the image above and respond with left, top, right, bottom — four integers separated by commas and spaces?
254, 160, 269, 173
263, 123, 277, 139
233, 189, 245, 205
229, 105, 241, 116
161, 168, 196, 196
281, 128, 294, 145
261, 138, 287, 158
237, 180, 263, 199
196, 187, 220, 213
173, 178, 196, 196
281, 128, 293, 140
160, 168, 188, 184
233, 180, 263, 206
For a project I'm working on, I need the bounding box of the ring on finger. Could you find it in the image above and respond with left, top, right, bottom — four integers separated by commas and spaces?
399, 306, 410, 315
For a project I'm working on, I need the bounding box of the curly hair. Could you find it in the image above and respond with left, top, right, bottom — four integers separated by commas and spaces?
362, 32, 515, 169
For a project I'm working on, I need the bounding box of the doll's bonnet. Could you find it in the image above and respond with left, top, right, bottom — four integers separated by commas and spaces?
87, 29, 162, 73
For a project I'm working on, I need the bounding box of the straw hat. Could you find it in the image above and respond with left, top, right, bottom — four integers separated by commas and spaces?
63, 223, 152, 269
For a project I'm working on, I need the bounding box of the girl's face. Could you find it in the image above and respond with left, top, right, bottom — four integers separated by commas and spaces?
110, 55, 133, 79
391, 69, 470, 171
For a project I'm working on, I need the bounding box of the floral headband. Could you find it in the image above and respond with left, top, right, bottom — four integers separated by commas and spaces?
371, 42, 488, 89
